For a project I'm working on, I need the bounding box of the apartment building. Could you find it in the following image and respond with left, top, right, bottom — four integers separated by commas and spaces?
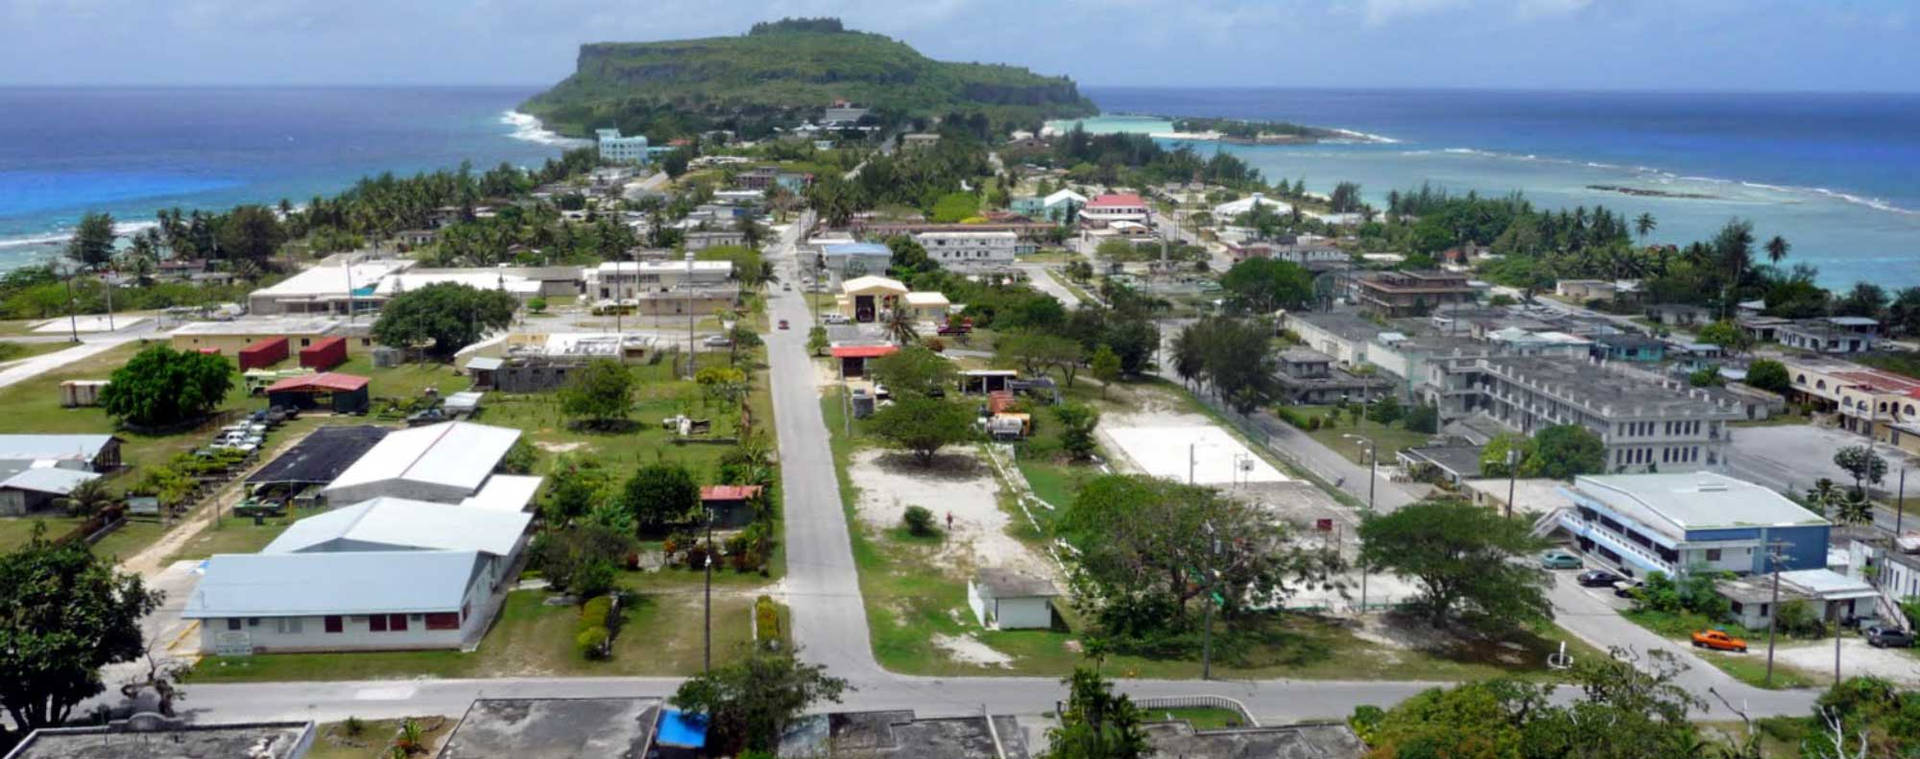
913, 230, 1018, 272
1781, 355, 1920, 453
1351, 270, 1479, 317
594, 129, 651, 164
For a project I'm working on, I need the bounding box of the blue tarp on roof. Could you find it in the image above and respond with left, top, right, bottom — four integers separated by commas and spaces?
656, 709, 708, 748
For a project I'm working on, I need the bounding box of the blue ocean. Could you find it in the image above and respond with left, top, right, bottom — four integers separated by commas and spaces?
1068, 88, 1920, 289
0, 86, 577, 269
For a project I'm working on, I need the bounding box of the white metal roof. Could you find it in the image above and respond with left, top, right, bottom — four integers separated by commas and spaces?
373, 271, 540, 297
903, 292, 950, 306
323, 421, 521, 496
841, 275, 907, 294
262, 496, 530, 556
169, 317, 341, 336
459, 474, 544, 513
0, 434, 115, 463
0, 467, 100, 495
252, 260, 412, 298
183, 550, 482, 618
1566, 472, 1827, 541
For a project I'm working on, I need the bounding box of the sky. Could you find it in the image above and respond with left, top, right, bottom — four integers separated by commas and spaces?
1, 0, 1914, 91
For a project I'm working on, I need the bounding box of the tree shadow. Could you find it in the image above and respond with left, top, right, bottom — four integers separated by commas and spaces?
873, 450, 987, 481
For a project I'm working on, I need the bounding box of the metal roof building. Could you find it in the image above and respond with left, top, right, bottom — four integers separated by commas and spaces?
262, 497, 531, 558
184, 550, 485, 619
322, 421, 521, 505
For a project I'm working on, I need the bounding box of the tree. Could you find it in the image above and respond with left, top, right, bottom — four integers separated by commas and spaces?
1041, 666, 1149, 759
558, 359, 634, 429
1834, 282, 1889, 319
65, 211, 117, 270
59, 477, 117, 517
727, 324, 762, 366
0, 532, 164, 745
883, 301, 920, 345
542, 454, 614, 525
1218, 258, 1313, 315
902, 505, 937, 536
1833, 445, 1887, 494
1765, 234, 1791, 265
1177, 317, 1276, 414
215, 205, 287, 263
870, 396, 975, 465
1053, 403, 1100, 461
1520, 424, 1607, 479
669, 648, 850, 755
869, 345, 955, 398
997, 331, 1085, 387
1089, 345, 1121, 398
1695, 320, 1752, 355
1745, 358, 1791, 394
526, 522, 634, 595
372, 282, 517, 359
1634, 212, 1658, 242
660, 148, 692, 179
1366, 395, 1404, 426
622, 462, 701, 535
1403, 403, 1439, 434
695, 366, 749, 406
99, 345, 234, 428
1358, 499, 1551, 629
806, 326, 829, 357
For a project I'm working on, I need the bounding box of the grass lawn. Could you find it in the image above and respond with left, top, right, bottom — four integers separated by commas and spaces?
187, 573, 763, 683
0, 515, 84, 552
0, 341, 74, 363
821, 389, 1605, 682
166, 514, 302, 562
1622, 608, 1821, 690
307, 717, 453, 759
1147, 707, 1253, 729
1277, 405, 1439, 465
1700, 650, 1821, 690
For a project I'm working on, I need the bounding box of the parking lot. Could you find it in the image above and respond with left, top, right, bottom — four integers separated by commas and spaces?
1729, 424, 1920, 532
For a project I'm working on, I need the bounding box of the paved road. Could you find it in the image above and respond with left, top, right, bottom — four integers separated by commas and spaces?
1729, 424, 1920, 534
0, 317, 165, 390
1016, 264, 1082, 310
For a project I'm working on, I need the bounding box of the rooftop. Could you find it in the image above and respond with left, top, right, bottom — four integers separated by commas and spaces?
0, 434, 117, 463
1565, 472, 1827, 542
1287, 309, 1387, 343
251, 260, 412, 299
1086, 193, 1147, 208
0, 466, 100, 495
246, 426, 389, 486
262, 496, 531, 557
1141, 720, 1366, 759
975, 567, 1059, 598
169, 316, 341, 336
184, 549, 483, 618
5, 719, 314, 759
823, 242, 892, 255
778, 710, 1028, 759
701, 484, 764, 502
438, 698, 659, 759
1478, 356, 1744, 418
264, 372, 369, 394
323, 421, 521, 497
1399, 445, 1484, 478
842, 275, 908, 294
459, 474, 544, 513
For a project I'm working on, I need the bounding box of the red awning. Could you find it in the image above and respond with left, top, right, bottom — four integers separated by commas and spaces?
701, 485, 764, 502
830, 345, 899, 359
265, 372, 370, 393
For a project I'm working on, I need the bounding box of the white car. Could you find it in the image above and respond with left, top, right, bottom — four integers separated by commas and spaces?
702, 335, 732, 347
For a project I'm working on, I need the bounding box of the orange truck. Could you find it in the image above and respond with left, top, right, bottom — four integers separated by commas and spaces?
1691, 629, 1749, 652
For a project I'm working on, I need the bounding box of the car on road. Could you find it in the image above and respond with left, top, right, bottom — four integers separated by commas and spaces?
1691, 629, 1749, 652
778, 319, 789, 330
782, 283, 792, 291
702, 335, 732, 347
1540, 550, 1583, 569
1577, 569, 1623, 587
1612, 579, 1643, 598
1865, 626, 1915, 648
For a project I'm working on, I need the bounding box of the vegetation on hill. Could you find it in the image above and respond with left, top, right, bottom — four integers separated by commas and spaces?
521, 19, 1097, 140
1168, 116, 1342, 141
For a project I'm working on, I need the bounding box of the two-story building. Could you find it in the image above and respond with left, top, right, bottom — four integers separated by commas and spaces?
1558, 472, 1830, 578
1351, 270, 1478, 317
1780, 355, 1920, 452
913, 230, 1018, 272
1079, 194, 1151, 226
1779, 316, 1882, 354
1590, 332, 1667, 362
1273, 348, 1390, 405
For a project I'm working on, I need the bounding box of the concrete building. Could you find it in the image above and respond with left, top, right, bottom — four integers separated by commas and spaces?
1590, 332, 1667, 362
1141, 720, 1365, 759
967, 568, 1059, 630
837, 275, 908, 323
1273, 347, 1389, 405
595, 128, 650, 164
185, 549, 497, 653
439, 698, 660, 759
1352, 270, 1478, 317
1779, 355, 1920, 450
370, 269, 544, 302
914, 230, 1018, 272
778, 710, 1030, 758
246, 259, 414, 316
684, 229, 748, 251
320, 421, 523, 505
1484, 327, 1592, 358
823, 105, 870, 124
1011, 189, 1086, 223
900, 133, 942, 150
1423, 356, 1744, 473
585, 260, 733, 299
1557, 472, 1830, 579
1715, 568, 1880, 630
1079, 194, 1150, 226
4, 718, 316, 759
169, 317, 345, 356
1282, 310, 1382, 368
1779, 316, 1882, 354
821, 242, 894, 279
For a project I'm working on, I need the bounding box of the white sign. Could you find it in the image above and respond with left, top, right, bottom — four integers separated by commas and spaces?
212, 630, 253, 657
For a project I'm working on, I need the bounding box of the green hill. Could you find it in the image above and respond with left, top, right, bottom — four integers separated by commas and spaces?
521, 18, 1097, 139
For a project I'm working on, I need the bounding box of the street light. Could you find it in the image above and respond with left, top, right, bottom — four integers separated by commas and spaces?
1200, 520, 1221, 680
1343, 433, 1378, 614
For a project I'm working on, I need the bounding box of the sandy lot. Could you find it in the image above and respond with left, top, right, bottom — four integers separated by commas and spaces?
1100, 406, 1287, 486
1772, 637, 1920, 686
850, 448, 1059, 582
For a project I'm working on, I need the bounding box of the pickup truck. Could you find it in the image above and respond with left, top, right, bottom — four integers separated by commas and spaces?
1691, 629, 1749, 652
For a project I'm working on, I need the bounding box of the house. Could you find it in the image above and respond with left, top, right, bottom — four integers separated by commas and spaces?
1079, 193, 1150, 226
820, 242, 894, 279
700, 485, 764, 529
1273, 347, 1388, 405
967, 568, 1059, 629
1715, 568, 1882, 629
1557, 472, 1830, 580
262, 496, 531, 592
1590, 333, 1667, 362
1351, 270, 1478, 317
439, 698, 661, 759
245, 259, 413, 316
1849, 537, 1920, 608
1396, 445, 1484, 485
904, 291, 951, 323
0, 434, 122, 472
838, 275, 908, 323
684, 229, 749, 251
264, 372, 370, 414
1141, 720, 1366, 759
823, 104, 870, 125
778, 710, 1030, 759
900, 133, 941, 150
1778, 356, 1920, 451
959, 370, 1017, 395
1211, 192, 1290, 220
913, 231, 1018, 272
320, 421, 523, 505
0, 467, 102, 517
169, 316, 345, 356
1779, 316, 1881, 354
4, 718, 317, 759
1645, 303, 1712, 327
184, 549, 497, 653
1282, 310, 1381, 367
1554, 279, 1616, 302
245, 425, 390, 503
1011, 189, 1086, 223
831, 344, 898, 379
595, 128, 651, 164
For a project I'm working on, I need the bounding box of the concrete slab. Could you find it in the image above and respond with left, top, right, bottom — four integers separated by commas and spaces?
1104, 425, 1288, 485
33, 315, 146, 333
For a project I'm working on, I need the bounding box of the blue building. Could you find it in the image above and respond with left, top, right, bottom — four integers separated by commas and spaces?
1557, 472, 1829, 579
595, 128, 650, 165
1590, 332, 1667, 362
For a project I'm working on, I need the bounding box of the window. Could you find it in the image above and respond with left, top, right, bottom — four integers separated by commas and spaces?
1706, 548, 1722, 561
300, 338, 310, 347
369, 615, 388, 632
388, 614, 409, 632
227, 618, 242, 631
324, 616, 343, 633
275, 618, 303, 635
425, 613, 460, 630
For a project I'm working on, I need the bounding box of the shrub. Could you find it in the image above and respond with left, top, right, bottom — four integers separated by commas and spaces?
755, 594, 782, 645
573, 560, 618, 601
528, 297, 548, 314
1306, 416, 1322, 431
575, 625, 611, 659
902, 505, 936, 536
922, 336, 946, 352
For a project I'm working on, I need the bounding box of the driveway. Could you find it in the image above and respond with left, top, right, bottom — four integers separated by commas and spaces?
1016, 264, 1081, 310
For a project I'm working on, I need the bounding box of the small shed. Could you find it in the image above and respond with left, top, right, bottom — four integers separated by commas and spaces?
443, 391, 484, 418
967, 568, 1059, 630
464, 356, 504, 390
58, 380, 110, 408
830, 344, 898, 379
265, 372, 371, 414
238, 336, 290, 371
700, 484, 765, 529
298, 336, 348, 371
960, 370, 1017, 395
0, 467, 102, 516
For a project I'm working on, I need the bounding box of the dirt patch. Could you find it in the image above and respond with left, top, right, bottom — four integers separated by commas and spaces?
1773, 637, 1920, 686
850, 448, 1059, 582
932, 632, 1015, 668
534, 441, 587, 453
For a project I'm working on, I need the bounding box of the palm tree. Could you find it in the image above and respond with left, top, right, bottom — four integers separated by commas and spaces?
1764, 235, 1790, 266
61, 478, 117, 517
1805, 478, 1842, 517
1836, 489, 1875, 529
883, 304, 919, 346
1633, 212, 1657, 243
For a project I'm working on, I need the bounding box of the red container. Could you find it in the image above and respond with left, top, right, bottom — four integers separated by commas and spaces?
298, 336, 348, 371
237, 336, 289, 371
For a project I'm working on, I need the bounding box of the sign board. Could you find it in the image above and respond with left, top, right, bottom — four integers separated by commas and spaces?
212, 630, 253, 657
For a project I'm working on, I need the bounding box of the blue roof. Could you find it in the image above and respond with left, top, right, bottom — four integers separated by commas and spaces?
656, 709, 708, 748
183, 550, 483, 618
824, 242, 891, 255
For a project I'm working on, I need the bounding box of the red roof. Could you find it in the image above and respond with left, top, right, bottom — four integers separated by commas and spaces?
1086, 193, 1146, 208
830, 345, 900, 359
701, 485, 765, 502
265, 372, 370, 393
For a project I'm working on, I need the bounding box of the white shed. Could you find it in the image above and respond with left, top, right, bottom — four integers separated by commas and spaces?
321, 421, 521, 505
967, 568, 1060, 630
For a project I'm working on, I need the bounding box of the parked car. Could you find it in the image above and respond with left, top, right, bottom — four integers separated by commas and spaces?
778, 319, 790, 330
822, 313, 849, 325
782, 283, 792, 291
1691, 629, 1749, 652
1577, 569, 1623, 587
1865, 626, 1915, 648
702, 335, 732, 347
1612, 579, 1644, 598
1540, 550, 1583, 569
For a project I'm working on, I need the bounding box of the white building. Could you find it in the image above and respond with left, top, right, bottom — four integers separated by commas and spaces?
913, 231, 1017, 272
321, 421, 524, 505
247, 259, 415, 316
1080, 194, 1150, 226
185, 550, 497, 653
1212, 192, 1290, 220
263, 496, 532, 590
595, 128, 650, 164
584, 260, 735, 300
373, 270, 543, 301
967, 568, 1060, 630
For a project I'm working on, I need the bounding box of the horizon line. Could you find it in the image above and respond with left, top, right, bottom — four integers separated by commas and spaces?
2, 82, 1918, 97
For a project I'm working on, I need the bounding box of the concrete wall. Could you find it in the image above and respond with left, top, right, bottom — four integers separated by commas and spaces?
993, 597, 1054, 630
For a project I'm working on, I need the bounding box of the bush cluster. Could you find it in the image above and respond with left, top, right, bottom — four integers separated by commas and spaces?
576, 595, 614, 659
754, 595, 782, 646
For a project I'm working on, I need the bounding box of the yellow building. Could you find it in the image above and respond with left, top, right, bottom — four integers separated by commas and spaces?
1781, 355, 1920, 453
168, 317, 344, 356
904, 291, 951, 324
838, 276, 908, 323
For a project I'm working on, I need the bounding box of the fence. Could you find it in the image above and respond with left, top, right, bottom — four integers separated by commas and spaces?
1128, 695, 1259, 727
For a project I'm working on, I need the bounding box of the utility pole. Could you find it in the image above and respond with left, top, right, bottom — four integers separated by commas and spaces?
1898, 467, 1907, 535
1506, 448, 1520, 519
1764, 540, 1788, 687
685, 249, 697, 380
62, 265, 79, 343
704, 503, 714, 673
1201, 520, 1220, 680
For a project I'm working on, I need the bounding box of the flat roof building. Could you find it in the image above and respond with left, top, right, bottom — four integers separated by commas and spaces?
439, 698, 660, 759
913, 230, 1019, 273
1352, 270, 1478, 317
1557, 472, 1829, 579
778, 710, 1029, 758
4, 718, 315, 759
